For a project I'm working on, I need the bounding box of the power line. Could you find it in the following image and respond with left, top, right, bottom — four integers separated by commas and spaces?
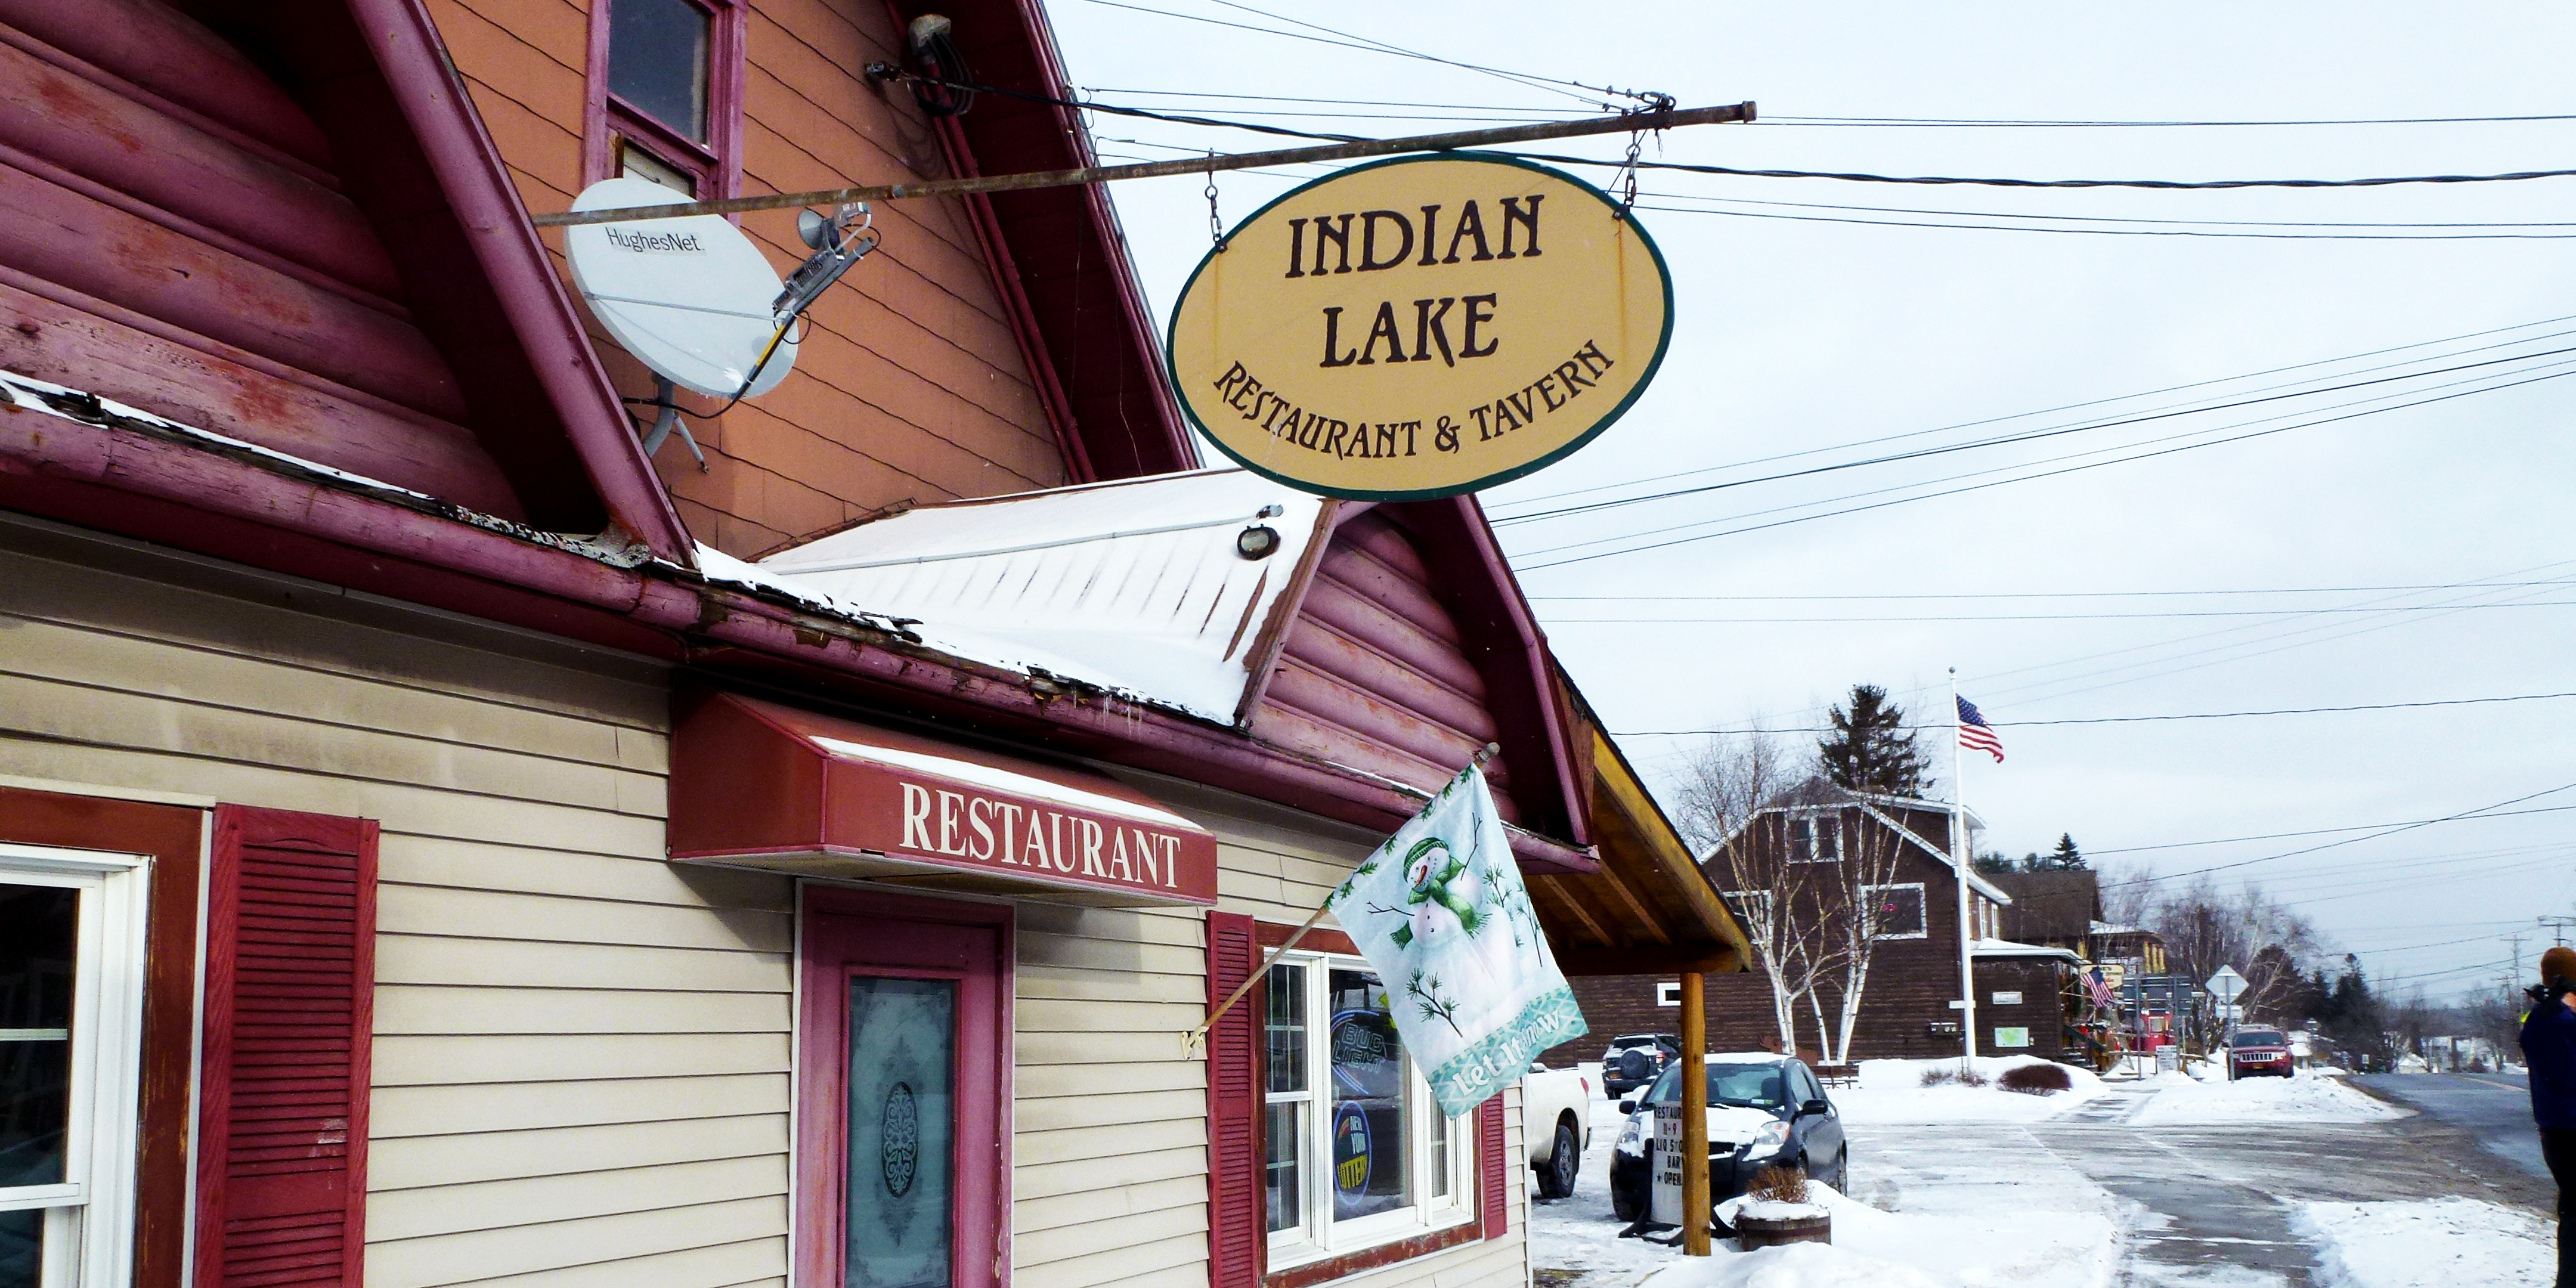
1632, 200, 2576, 241
1642, 190, 2576, 232
1614, 691, 2576, 736
1555, 602, 2576, 625
1063, 0, 1625, 107
1494, 342, 2576, 528
1513, 148, 2576, 190
2080, 805, 2576, 856
1530, 579, 2576, 602
2092, 782, 2576, 891
1516, 364, 2576, 569
1489, 314, 2576, 513
1759, 112, 2576, 129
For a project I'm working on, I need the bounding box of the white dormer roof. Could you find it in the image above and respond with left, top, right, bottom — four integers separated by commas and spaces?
747, 470, 1326, 726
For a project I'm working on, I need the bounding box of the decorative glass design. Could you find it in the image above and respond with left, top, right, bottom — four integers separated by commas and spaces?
846, 977, 954, 1288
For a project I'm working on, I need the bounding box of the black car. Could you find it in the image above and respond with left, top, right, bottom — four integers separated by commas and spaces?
1600, 1033, 1680, 1097
1609, 1055, 1849, 1224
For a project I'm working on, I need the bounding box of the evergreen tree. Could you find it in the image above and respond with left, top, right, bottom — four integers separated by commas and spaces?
1819, 684, 1930, 796
1971, 850, 2019, 875
2320, 955, 2393, 1069
2036, 834, 2086, 871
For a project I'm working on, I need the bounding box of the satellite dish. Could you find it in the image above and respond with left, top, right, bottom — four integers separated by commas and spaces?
565, 177, 797, 399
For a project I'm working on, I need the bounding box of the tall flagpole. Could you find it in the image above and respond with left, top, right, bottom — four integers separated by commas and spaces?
1950, 667, 1979, 1071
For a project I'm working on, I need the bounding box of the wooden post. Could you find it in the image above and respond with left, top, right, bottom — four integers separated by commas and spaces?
1680, 970, 1711, 1255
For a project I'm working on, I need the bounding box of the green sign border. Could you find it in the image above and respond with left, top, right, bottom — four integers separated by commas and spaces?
1163, 152, 1677, 502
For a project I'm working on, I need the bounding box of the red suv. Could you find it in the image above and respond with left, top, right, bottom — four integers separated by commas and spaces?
2228, 1028, 2294, 1078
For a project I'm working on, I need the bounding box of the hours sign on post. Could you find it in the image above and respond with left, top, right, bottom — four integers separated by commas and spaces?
1168, 155, 1675, 500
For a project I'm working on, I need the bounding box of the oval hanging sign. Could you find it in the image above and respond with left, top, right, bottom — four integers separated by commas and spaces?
1168, 154, 1673, 500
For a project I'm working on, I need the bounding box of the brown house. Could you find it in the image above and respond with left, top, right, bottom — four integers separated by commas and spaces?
1547, 788, 2082, 1066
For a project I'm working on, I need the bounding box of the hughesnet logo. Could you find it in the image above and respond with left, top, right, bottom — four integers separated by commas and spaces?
604, 226, 704, 254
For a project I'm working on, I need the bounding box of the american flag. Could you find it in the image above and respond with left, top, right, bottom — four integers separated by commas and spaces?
2085, 966, 2117, 1008
1957, 695, 2005, 763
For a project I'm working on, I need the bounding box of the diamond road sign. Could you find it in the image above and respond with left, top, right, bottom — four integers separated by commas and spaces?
2206, 965, 2248, 1002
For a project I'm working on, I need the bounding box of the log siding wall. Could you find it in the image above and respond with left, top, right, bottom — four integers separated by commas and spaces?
428, 0, 1070, 555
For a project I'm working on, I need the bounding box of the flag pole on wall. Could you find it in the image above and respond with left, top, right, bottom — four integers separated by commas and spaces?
1950, 667, 1979, 1073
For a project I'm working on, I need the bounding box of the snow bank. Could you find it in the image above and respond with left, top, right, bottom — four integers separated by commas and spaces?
2130, 1068, 2404, 1125
2294, 1197, 2551, 1287
1639, 1180, 2114, 1288
1830, 1057, 2105, 1124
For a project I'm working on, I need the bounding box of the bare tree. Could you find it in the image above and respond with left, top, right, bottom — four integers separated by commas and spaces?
1815, 800, 1915, 1064
1680, 730, 1835, 1053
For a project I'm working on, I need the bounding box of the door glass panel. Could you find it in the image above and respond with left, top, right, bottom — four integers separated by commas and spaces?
846, 977, 954, 1288
1326, 968, 1405, 1219
608, 0, 711, 142
0, 884, 77, 1190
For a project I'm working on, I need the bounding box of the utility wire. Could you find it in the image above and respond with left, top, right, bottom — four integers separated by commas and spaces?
1516, 363, 2576, 569
1643, 189, 2576, 232
1760, 112, 2576, 129
1612, 691, 2576, 736
1633, 200, 2576, 241
1512, 148, 2576, 190
1532, 579, 2576, 602
1496, 342, 2576, 528
1063, 0, 1623, 107
2092, 783, 2576, 890
1554, 602, 2576, 625
1490, 313, 2576, 513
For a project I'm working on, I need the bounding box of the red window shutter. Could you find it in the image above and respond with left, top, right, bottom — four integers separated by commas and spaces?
197, 806, 379, 1288
1478, 1094, 1507, 1239
1206, 911, 1262, 1288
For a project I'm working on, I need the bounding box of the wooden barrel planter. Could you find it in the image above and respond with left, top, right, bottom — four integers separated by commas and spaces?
1735, 1211, 1831, 1249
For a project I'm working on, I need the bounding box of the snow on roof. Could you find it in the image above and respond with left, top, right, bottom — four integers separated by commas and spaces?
1971, 937, 2085, 964
755, 470, 1326, 726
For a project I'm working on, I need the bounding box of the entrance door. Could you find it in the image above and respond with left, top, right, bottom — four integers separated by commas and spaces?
795, 889, 1008, 1288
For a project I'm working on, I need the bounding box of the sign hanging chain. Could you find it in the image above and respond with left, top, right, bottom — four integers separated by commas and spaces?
1617, 93, 1676, 214
1205, 153, 1228, 252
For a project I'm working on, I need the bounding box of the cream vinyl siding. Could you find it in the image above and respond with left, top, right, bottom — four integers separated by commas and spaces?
1018, 774, 1527, 1288
0, 520, 793, 1288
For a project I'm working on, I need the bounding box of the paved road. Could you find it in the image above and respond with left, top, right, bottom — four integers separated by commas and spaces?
2355, 1071, 2546, 1179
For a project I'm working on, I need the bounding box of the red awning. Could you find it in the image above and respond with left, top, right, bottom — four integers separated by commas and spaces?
670, 692, 1218, 906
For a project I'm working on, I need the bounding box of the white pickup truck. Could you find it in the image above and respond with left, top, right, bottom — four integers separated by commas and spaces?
1524, 1063, 1596, 1199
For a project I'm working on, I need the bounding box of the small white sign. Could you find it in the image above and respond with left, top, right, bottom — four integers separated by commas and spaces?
1651, 1105, 1684, 1224
2206, 965, 2248, 1002
1992, 991, 2023, 1006
1948, 999, 1971, 1010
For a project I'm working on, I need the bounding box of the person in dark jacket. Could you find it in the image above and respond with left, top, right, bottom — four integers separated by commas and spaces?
2522, 945, 2576, 1287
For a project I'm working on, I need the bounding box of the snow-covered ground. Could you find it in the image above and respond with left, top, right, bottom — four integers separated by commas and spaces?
1536, 1089, 2119, 1288
1830, 1057, 2106, 1124
2129, 1069, 2406, 1126
2293, 1197, 2553, 1287
1627, 1168, 2119, 1288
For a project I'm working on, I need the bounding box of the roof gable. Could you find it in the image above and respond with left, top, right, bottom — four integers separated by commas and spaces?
745, 473, 1586, 849
905, 0, 1198, 480
0, 0, 689, 558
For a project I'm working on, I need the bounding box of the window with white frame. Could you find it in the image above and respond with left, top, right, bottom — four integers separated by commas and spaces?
1786, 812, 1840, 863
1262, 955, 1474, 1262
1861, 883, 1927, 940
1721, 889, 1774, 934
0, 844, 147, 1288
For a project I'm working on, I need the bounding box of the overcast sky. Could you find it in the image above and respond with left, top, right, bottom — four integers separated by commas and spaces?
1045, 1, 2576, 1002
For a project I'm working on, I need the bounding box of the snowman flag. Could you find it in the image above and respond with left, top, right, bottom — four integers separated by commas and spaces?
1326, 764, 1587, 1118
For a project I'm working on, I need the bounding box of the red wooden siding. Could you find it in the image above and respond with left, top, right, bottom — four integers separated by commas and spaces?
197, 805, 379, 1288
1206, 911, 1262, 1288
1250, 509, 1524, 821
0, 0, 527, 516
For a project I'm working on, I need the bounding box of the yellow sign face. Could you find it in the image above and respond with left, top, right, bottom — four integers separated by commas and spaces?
1168, 155, 1673, 500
